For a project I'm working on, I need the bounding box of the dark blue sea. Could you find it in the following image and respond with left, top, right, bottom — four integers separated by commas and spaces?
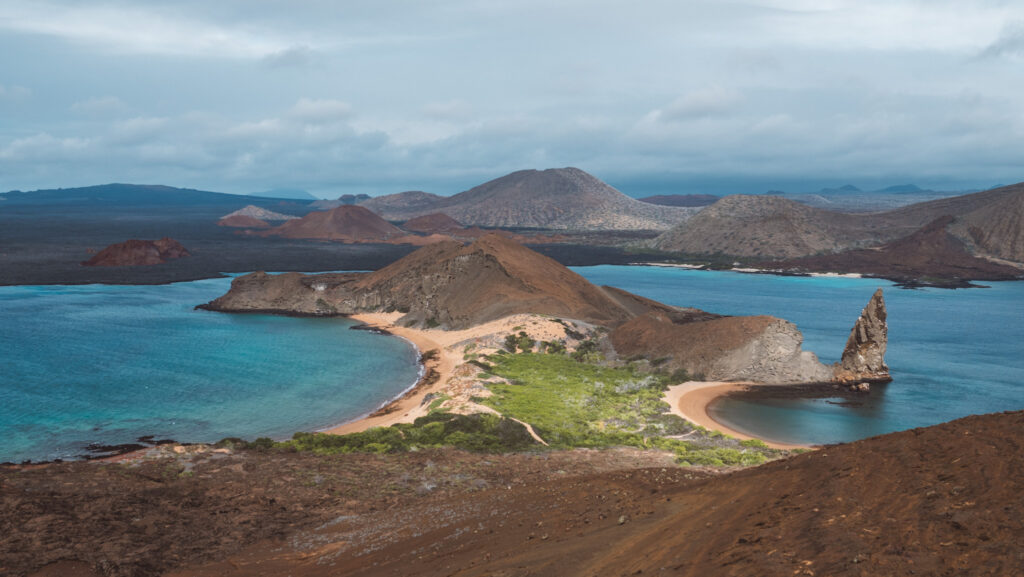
0, 278, 420, 463
575, 265, 1024, 445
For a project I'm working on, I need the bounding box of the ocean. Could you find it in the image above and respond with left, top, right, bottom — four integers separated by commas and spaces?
574, 265, 1024, 445
2, 267, 1021, 460
0, 278, 420, 463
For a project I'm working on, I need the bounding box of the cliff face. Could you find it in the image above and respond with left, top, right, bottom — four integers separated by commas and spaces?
610, 313, 834, 384
835, 288, 890, 383
82, 238, 190, 267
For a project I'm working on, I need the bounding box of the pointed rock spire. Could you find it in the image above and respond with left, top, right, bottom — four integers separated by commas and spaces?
835, 288, 891, 384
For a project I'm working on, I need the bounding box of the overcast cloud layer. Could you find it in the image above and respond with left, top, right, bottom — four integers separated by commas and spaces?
1, 0, 1022, 197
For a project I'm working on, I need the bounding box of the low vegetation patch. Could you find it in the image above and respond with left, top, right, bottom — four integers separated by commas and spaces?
479, 351, 777, 466
245, 412, 538, 456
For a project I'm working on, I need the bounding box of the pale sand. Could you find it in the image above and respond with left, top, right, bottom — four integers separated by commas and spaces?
326, 313, 580, 436
664, 382, 812, 450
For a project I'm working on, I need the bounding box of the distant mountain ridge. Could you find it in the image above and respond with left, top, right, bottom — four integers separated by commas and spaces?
359, 168, 694, 231
652, 183, 1024, 267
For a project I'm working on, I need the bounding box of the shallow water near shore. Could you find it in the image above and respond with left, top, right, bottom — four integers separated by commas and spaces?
575, 265, 1024, 445
0, 278, 419, 463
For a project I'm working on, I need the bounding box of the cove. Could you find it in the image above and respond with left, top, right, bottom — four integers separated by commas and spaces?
574, 265, 1024, 445
0, 278, 420, 463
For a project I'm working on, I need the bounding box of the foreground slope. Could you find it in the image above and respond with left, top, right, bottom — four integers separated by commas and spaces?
360, 168, 694, 230
195, 410, 1019, 577
7, 411, 1012, 576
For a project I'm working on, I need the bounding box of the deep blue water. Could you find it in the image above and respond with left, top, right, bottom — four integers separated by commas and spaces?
574, 266, 1024, 445
0, 278, 419, 463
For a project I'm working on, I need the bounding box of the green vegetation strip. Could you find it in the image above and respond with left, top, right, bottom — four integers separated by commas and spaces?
235, 345, 782, 467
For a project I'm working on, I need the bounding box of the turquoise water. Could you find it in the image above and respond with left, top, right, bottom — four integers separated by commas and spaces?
574, 266, 1024, 445
0, 279, 420, 463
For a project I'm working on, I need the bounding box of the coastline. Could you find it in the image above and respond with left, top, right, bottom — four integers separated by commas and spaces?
326, 313, 457, 435
663, 382, 811, 450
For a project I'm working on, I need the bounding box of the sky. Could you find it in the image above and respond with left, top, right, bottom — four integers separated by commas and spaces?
1, 0, 1023, 198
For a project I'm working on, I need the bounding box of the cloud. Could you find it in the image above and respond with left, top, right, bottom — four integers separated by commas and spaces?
261, 45, 316, 68
287, 98, 353, 124
978, 21, 1024, 59
70, 96, 126, 114
650, 87, 743, 122
0, 1, 297, 58
0, 84, 32, 100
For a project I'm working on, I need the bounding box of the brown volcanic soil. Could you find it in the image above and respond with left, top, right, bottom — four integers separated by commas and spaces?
957, 184, 1024, 262
81, 238, 190, 267
261, 205, 404, 242
216, 214, 270, 228
761, 216, 1023, 286
5, 411, 1020, 577
349, 234, 646, 328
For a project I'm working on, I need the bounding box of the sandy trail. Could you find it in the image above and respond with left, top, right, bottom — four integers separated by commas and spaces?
663, 382, 811, 450
326, 313, 573, 435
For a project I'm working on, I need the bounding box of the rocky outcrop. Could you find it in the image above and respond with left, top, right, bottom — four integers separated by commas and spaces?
610, 312, 834, 384
82, 238, 190, 267
834, 288, 890, 383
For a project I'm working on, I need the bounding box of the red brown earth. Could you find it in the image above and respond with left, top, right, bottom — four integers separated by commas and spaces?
259, 205, 404, 242
4, 411, 1020, 577
81, 238, 190, 267
760, 216, 1023, 287
216, 214, 270, 228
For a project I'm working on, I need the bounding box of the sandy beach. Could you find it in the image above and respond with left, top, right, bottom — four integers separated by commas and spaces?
326, 312, 577, 435
663, 382, 811, 450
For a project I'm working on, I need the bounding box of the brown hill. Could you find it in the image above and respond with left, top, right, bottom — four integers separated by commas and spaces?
217, 214, 270, 228
204, 234, 646, 329
956, 184, 1024, 262
358, 190, 445, 215
8, 411, 1017, 576
401, 212, 463, 233
81, 238, 190, 267
201, 235, 846, 382
652, 183, 1024, 266
760, 216, 1023, 286
651, 195, 895, 258
260, 205, 404, 242
361, 168, 694, 231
